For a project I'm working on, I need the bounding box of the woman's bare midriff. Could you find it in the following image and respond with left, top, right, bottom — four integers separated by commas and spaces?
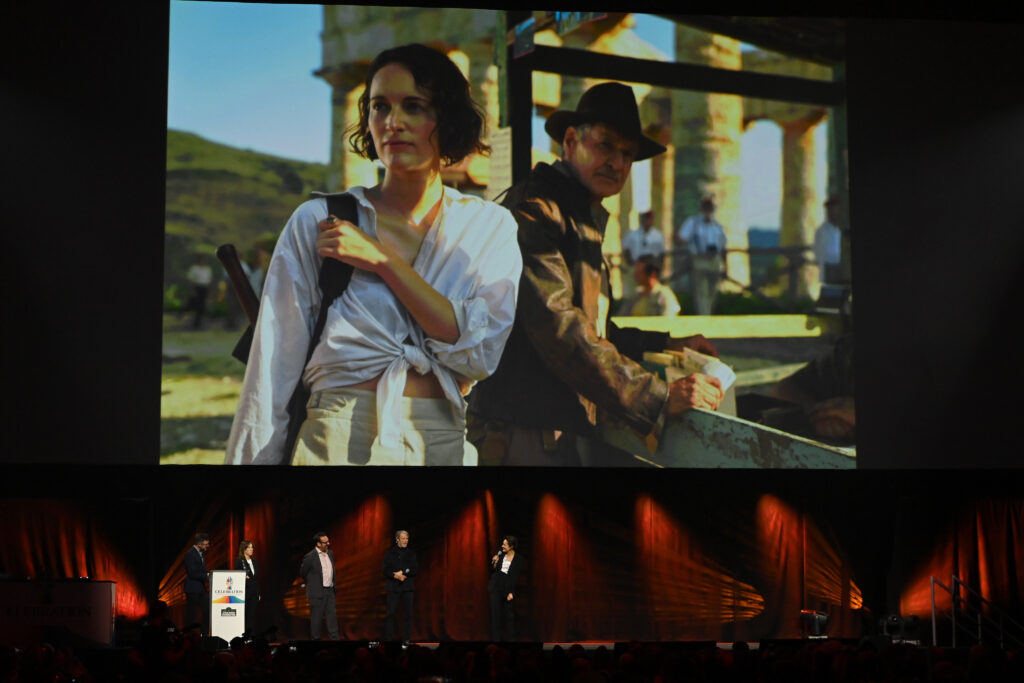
346, 372, 471, 398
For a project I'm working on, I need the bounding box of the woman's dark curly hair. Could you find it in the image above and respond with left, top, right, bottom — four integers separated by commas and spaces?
347, 43, 490, 166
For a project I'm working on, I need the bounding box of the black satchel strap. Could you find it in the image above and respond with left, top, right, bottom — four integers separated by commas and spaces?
284, 194, 359, 460
302, 194, 358, 366
319, 194, 358, 299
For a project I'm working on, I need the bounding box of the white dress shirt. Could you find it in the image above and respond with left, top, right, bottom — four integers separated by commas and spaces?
677, 215, 727, 255
814, 220, 842, 266
621, 227, 666, 261
226, 186, 522, 464
318, 548, 333, 587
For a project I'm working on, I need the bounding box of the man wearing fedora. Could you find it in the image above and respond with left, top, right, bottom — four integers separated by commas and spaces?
469, 82, 724, 466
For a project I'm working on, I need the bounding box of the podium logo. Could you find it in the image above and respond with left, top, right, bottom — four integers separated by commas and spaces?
220, 607, 237, 617
225, 577, 234, 590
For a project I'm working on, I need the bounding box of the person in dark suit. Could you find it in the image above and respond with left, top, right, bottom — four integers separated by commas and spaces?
488, 535, 522, 641
236, 540, 260, 636
381, 529, 418, 642
183, 532, 210, 634
299, 531, 339, 640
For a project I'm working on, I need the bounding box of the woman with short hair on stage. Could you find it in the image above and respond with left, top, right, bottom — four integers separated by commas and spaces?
235, 540, 260, 636
225, 43, 522, 466
488, 535, 522, 641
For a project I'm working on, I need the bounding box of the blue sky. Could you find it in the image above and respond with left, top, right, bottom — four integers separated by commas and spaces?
167, 3, 828, 229
168, 1, 331, 162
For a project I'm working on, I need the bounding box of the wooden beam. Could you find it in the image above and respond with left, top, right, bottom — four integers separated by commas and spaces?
513, 44, 843, 106
611, 314, 841, 338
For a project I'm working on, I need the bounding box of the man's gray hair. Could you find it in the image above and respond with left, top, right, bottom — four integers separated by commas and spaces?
561, 122, 593, 151
395, 529, 409, 541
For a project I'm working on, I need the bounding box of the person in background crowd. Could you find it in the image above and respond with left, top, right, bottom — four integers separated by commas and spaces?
621, 209, 666, 267
814, 195, 844, 286
676, 196, 727, 315
185, 255, 213, 329
617, 255, 682, 317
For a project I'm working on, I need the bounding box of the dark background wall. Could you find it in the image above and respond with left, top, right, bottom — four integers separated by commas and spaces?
846, 19, 1024, 469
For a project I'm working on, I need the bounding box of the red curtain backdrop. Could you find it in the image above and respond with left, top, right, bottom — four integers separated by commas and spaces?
529, 493, 606, 641
3, 483, 1021, 644
637, 494, 764, 642
418, 493, 494, 640
157, 496, 235, 626
900, 500, 1024, 620
0, 499, 148, 619
755, 494, 863, 639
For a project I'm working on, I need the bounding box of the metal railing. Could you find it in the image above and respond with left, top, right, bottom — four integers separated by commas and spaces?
614, 245, 824, 308
931, 575, 1024, 649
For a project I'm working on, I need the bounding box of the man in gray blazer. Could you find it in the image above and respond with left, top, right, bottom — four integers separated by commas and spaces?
299, 531, 339, 640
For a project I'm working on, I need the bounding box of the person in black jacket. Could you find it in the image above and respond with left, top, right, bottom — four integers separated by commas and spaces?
183, 532, 210, 634
488, 535, 522, 641
235, 540, 260, 636
381, 529, 418, 642
467, 82, 722, 467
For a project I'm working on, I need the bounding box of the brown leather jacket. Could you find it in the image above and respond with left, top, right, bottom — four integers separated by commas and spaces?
469, 162, 669, 435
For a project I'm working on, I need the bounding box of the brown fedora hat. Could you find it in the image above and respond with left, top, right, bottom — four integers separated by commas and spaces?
544, 82, 666, 161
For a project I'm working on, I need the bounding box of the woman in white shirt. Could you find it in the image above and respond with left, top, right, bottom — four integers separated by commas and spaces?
226, 44, 522, 466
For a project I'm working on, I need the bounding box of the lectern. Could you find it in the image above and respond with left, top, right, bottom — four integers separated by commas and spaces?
209, 570, 246, 641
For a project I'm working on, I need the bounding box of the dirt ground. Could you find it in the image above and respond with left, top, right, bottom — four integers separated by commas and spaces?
160, 313, 844, 465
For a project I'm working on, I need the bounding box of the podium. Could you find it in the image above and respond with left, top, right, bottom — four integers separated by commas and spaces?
209, 570, 246, 641
0, 579, 115, 647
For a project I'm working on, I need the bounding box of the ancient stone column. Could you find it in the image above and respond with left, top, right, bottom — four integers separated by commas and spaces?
671, 25, 747, 288
461, 40, 500, 145
780, 116, 823, 300
325, 66, 378, 192
741, 50, 832, 300
650, 142, 675, 266
640, 90, 675, 276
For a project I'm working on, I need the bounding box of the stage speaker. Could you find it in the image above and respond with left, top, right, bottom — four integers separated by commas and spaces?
881, 614, 921, 644
800, 609, 829, 638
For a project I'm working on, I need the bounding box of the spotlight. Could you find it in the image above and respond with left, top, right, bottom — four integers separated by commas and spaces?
800, 609, 828, 639
880, 614, 921, 645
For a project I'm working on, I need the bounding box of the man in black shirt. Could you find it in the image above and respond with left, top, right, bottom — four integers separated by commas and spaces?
381, 529, 418, 642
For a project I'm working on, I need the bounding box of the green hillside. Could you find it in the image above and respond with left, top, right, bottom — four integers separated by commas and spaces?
164, 130, 332, 294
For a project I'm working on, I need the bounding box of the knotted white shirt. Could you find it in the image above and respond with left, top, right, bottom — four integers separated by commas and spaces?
225, 186, 521, 464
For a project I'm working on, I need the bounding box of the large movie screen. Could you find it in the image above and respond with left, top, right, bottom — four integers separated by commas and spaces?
162, 3, 854, 468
